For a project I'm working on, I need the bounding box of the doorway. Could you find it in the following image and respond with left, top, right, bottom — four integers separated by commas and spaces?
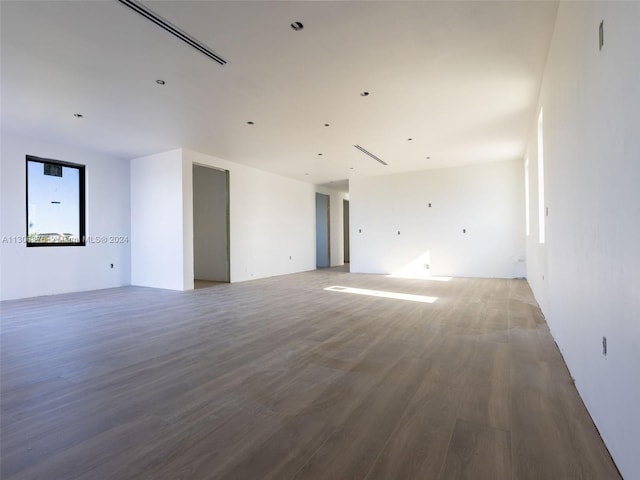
343, 199, 350, 263
193, 165, 229, 284
316, 193, 330, 268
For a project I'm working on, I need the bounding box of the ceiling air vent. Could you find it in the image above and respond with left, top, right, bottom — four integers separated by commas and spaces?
117, 0, 227, 65
354, 145, 387, 166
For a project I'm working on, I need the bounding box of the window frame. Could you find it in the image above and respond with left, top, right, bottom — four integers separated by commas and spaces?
524, 157, 530, 236
25, 155, 86, 247
537, 109, 545, 244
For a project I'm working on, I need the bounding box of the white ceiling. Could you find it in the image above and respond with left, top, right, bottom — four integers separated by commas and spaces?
1, 1, 558, 191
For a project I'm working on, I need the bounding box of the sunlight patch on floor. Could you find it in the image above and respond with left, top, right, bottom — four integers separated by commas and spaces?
385, 251, 453, 282
325, 286, 437, 303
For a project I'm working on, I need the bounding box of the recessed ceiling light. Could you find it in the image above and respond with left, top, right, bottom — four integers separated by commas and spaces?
73, 113, 84, 118
156, 79, 165, 85
247, 121, 254, 125
360, 91, 370, 97
291, 21, 304, 31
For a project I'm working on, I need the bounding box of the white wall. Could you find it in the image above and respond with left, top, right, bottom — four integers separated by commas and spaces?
315, 186, 349, 267
130, 149, 187, 290
184, 149, 316, 282
0, 132, 130, 300
350, 160, 525, 278
193, 165, 228, 281
525, 3, 640, 478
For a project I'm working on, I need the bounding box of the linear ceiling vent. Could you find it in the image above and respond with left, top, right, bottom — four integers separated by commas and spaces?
117, 0, 227, 65
353, 145, 387, 166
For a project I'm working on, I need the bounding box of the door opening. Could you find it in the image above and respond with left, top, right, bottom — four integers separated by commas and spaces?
193, 165, 229, 285
316, 193, 330, 268
343, 199, 350, 263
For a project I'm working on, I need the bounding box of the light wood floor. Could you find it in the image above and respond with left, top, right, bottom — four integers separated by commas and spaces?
0, 269, 620, 479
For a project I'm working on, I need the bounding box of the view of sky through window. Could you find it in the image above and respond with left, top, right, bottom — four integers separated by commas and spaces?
27, 160, 80, 240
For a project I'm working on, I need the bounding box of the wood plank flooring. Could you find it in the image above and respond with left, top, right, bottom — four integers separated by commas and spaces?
0, 269, 620, 479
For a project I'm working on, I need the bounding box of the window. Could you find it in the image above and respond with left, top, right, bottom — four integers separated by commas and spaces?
26, 155, 85, 246
524, 157, 530, 236
537, 109, 545, 244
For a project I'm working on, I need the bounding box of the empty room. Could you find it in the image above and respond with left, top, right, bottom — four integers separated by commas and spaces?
1, 1, 638, 479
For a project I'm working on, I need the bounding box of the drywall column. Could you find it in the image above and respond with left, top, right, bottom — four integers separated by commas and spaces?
131, 149, 188, 290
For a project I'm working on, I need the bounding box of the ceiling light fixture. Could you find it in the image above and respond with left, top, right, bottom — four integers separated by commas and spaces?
354, 145, 387, 166
117, 0, 228, 65
156, 79, 165, 85
73, 113, 84, 118
360, 91, 370, 97
291, 22, 304, 31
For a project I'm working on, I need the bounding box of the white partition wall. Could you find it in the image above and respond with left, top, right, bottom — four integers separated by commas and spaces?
183, 149, 316, 283
524, 3, 640, 477
350, 159, 525, 279
131, 148, 316, 289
